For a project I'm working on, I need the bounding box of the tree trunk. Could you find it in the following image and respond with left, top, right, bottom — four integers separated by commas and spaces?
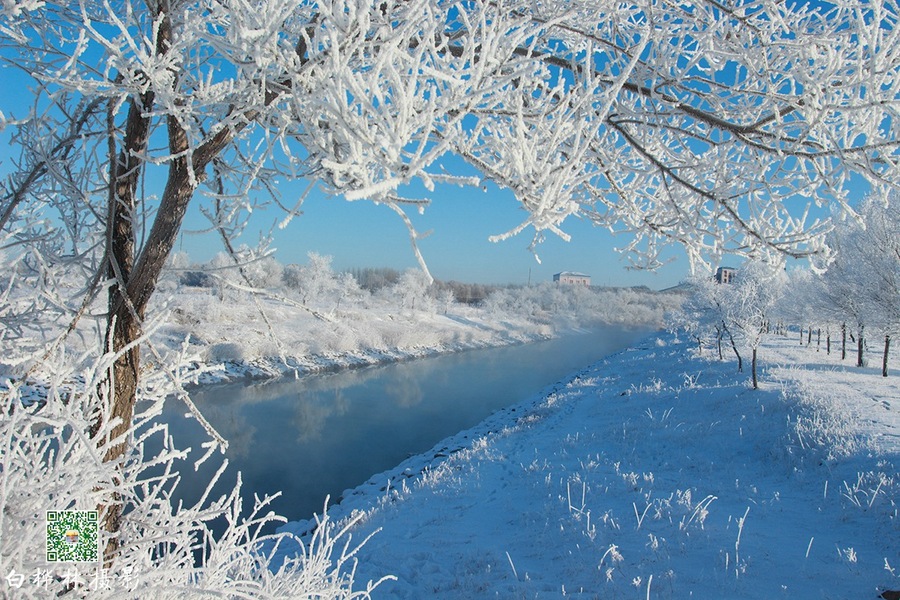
816, 328, 821, 352
92, 88, 153, 564
883, 334, 891, 377
751, 347, 758, 390
96, 306, 141, 561
799, 326, 804, 345
842, 322, 847, 360
96, 119, 199, 562
65, 2, 279, 570
724, 322, 742, 372
91, 12, 209, 562
827, 329, 831, 355
807, 326, 812, 346
857, 325, 865, 367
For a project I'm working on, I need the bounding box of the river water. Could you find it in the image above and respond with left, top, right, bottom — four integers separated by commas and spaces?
154, 327, 649, 529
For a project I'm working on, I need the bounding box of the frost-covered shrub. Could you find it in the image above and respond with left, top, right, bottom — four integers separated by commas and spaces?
483, 283, 677, 327
243, 254, 285, 290
283, 252, 341, 305
387, 269, 435, 314
0, 351, 390, 599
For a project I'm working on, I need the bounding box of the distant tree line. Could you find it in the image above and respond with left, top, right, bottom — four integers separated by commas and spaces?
173, 251, 683, 326
319, 267, 501, 305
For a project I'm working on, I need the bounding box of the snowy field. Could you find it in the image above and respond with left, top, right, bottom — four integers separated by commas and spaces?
275, 331, 899, 599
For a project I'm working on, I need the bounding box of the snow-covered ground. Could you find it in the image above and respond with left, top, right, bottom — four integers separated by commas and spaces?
275, 331, 899, 598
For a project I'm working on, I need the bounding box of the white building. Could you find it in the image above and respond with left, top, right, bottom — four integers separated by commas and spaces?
553, 271, 591, 286
714, 266, 737, 284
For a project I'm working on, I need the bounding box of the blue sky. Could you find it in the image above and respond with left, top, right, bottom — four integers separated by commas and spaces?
178, 168, 691, 288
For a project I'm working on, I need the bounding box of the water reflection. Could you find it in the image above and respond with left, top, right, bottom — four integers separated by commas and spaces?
154, 327, 649, 531
384, 372, 424, 408
294, 386, 354, 442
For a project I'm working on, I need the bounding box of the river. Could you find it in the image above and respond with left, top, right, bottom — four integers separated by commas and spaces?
152, 326, 649, 531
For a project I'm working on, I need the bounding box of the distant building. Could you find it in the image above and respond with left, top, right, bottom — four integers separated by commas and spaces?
714, 266, 737, 284
554, 271, 591, 286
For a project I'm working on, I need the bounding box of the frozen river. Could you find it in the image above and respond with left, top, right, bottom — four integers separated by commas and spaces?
155, 327, 649, 530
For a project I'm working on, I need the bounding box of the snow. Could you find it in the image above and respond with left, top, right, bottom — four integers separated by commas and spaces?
274, 332, 899, 598
5, 255, 897, 597
142, 276, 676, 389
153, 291, 555, 388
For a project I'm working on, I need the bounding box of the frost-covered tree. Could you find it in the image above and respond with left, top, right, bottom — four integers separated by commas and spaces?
241, 252, 286, 290
672, 275, 719, 357
817, 191, 900, 375
485, 282, 674, 327
3, 0, 900, 569
856, 192, 900, 376
782, 268, 837, 351
203, 247, 284, 299
390, 269, 435, 314
823, 243, 866, 366
483, 286, 541, 319
284, 252, 340, 305
332, 271, 366, 314
725, 261, 787, 389
349, 267, 401, 293
775, 269, 819, 346
673, 274, 742, 366
672, 262, 786, 386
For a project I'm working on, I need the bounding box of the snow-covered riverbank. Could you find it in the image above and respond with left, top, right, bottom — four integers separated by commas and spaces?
7, 280, 679, 403
146, 280, 679, 388
274, 331, 899, 598
169, 301, 555, 387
